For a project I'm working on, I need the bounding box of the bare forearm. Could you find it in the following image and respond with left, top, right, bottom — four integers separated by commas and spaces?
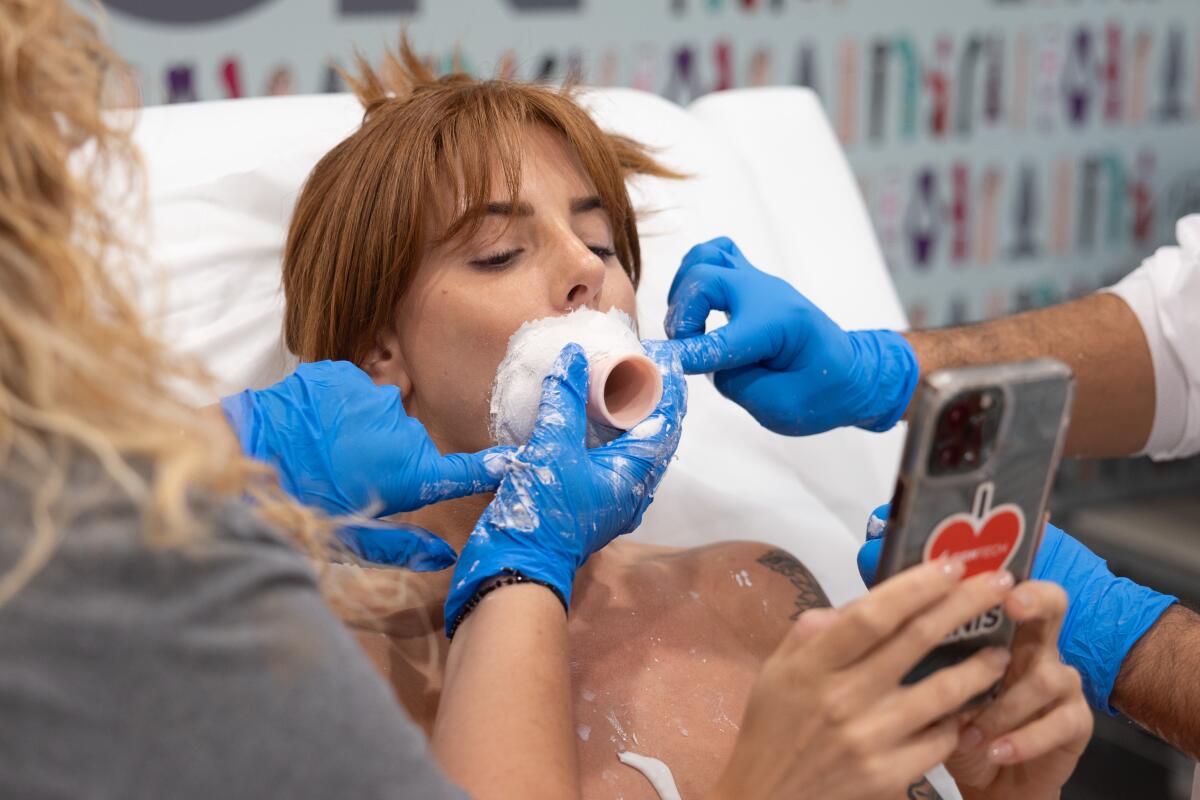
904, 292, 1155, 458
1110, 604, 1200, 758
433, 584, 578, 799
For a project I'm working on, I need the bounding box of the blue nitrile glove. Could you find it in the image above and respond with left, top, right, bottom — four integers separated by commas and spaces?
221, 361, 511, 571
663, 236, 919, 435
858, 504, 1178, 713
444, 341, 686, 637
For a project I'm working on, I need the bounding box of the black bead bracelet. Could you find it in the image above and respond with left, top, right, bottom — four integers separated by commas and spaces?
445, 569, 566, 639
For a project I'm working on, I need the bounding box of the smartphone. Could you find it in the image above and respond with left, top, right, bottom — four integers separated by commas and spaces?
876, 358, 1074, 694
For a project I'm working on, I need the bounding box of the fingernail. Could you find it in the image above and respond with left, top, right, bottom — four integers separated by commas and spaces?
984, 647, 1012, 669
1010, 586, 1034, 609
992, 570, 1014, 590
988, 739, 1015, 763
940, 558, 965, 579
957, 725, 984, 753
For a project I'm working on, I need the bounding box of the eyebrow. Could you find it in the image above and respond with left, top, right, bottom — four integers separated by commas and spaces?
484, 201, 534, 217
570, 195, 604, 214
482, 196, 605, 218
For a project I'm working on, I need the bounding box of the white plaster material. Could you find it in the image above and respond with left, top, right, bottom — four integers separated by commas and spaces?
489, 308, 652, 446
617, 750, 682, 800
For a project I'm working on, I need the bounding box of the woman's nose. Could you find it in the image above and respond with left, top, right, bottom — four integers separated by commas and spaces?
559, 240, 606, 311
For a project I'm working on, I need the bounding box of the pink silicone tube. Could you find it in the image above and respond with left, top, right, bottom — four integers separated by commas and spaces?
586, 353, 663, 430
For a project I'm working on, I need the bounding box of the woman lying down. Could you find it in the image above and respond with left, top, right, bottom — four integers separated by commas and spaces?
281, 42, 1091, 800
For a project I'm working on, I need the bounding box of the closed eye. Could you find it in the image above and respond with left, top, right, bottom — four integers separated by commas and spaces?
469, 248, 523, 270
589, 245, 617, 260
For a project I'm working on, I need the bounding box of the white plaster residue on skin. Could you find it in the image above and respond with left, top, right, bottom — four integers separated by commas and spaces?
617, 751, 683, 800
732, 569, 753, 588
606, 710, 629, 743
581, 688, 597, 702
675, 719, 689, 737
687, 591, 701, 602
713, 693, 740, 732
489, 307, 645, 447
576, 724, 591, 742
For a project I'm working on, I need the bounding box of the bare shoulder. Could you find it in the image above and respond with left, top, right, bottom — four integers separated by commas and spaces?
623, 540, 831, 656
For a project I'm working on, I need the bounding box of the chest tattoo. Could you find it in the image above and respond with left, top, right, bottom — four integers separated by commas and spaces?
756, 549, 831, 620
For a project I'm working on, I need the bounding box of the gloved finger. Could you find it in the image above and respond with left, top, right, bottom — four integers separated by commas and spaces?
527, 343, 589, 452
711, 361, 769, 404
601, 369, 684, 460
856, 503, 892, 585
665, 260, 737, 341
673, 236, 740, 281
670, 314, 782, 378
642, 339, 689, 416
335, 522, 458, 571
659, 328, 738, 375
689, 235, 751, 269
857, 537, 883, 587
717, 236, 748, 262
420, 446, 516, 505
306, 359, 378, 389
866, 503, 891, 540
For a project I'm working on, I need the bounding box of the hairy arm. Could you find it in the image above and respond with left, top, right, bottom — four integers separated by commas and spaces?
432, 583, 578, 799
904, 292, 1155, 459
1110, 604, 1200, 758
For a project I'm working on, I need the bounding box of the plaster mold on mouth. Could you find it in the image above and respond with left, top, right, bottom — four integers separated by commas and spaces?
489, 307, 662, 446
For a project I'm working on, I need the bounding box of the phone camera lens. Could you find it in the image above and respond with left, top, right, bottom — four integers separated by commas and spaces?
930, 389, 1003, 475
938, 446, 961, 468
947, 405, 968, 428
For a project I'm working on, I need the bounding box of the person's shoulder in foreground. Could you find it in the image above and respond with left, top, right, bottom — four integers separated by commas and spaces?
0, 456, 465, 800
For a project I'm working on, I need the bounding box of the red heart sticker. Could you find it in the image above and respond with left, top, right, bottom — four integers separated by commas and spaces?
924, 504, 1025, 579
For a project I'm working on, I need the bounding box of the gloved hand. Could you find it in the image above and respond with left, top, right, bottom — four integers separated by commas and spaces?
444, 341, 686, 637
858, 504, 1178, 713
663, 236, 919, 435
221, 361, 511, 571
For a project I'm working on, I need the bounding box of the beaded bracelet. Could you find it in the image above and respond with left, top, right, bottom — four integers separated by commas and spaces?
445, 569, 565, 639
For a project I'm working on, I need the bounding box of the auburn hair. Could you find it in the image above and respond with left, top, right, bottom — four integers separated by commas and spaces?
283, 37, 679, 364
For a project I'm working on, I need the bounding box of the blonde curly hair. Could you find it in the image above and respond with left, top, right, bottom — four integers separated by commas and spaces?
0, 0, 331, 604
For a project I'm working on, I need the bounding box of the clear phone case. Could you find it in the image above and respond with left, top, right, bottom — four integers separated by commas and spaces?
878, 358, 1074, 689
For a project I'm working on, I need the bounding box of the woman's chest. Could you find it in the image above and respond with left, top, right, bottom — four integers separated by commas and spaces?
568, 607, 763, 800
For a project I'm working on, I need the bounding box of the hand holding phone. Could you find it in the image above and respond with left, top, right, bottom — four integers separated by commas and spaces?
876, 359, 1074, 693
716, 558, 1016, 800
945, 578, 1092, 799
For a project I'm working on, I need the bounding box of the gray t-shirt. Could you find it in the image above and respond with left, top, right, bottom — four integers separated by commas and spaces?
0, 464, 467, 800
